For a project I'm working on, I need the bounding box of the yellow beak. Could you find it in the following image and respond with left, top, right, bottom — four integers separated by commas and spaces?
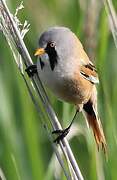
34, 48, 45, 56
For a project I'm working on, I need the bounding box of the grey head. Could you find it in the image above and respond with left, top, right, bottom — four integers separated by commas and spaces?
39, 26, 74, 47
38, 26, 80, 71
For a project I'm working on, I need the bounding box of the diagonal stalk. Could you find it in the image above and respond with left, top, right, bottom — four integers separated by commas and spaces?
0, 1, 84, 179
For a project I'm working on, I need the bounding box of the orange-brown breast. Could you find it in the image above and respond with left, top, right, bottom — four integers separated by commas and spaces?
55, 72, 93, 106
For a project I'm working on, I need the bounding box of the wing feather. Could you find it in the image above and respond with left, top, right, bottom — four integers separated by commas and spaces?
80, 63, 99, 84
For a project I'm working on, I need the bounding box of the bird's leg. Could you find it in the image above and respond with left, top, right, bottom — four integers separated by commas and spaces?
52, 110, 78, 143
25, 64, 37, 77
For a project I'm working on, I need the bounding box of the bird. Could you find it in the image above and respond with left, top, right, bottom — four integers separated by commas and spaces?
26, 26, 107, 153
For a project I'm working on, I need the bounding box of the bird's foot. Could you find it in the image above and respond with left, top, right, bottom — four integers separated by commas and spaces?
25, 64, 37, 77
52, 110, 78, 143
52, 126, 70, 144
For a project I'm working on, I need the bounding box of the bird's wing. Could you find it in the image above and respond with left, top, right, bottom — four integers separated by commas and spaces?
80, 62, 99, 84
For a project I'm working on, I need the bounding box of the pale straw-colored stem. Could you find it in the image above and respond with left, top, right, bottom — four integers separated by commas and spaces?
0, 1, 84, 179
103, 0, 117, 48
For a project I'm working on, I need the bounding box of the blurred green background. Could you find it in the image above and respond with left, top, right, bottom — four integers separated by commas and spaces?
0, 0, 117, 179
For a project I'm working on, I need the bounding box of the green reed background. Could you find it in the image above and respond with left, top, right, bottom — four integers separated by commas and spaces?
0, 0, 117, 179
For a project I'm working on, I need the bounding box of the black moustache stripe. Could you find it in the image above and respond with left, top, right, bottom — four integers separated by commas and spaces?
39, 58, 45, 70
46, 48, 58, 71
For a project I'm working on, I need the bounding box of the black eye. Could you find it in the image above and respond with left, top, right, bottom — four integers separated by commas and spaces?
45, 41, 56, 53
50, 42, 56, 48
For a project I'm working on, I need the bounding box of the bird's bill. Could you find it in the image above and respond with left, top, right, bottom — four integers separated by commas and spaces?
34, 48, 45, 56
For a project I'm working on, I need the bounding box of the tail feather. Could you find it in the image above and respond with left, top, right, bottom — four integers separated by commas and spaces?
83, 100, 107, 153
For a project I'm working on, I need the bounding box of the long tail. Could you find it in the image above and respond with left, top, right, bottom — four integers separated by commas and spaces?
83, 93, 107, 153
